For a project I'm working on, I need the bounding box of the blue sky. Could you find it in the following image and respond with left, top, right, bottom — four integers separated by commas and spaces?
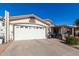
0, 3, 79, 25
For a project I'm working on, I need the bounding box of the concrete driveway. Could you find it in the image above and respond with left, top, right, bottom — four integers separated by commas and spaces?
1, 39, 79, 56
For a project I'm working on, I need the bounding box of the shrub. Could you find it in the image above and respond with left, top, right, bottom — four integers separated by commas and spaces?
66, 37, 78, 45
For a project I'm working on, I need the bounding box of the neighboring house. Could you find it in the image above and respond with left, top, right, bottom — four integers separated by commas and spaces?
0, 16, 4, 43
0, 16, 4, 38
9, 14, 53, 40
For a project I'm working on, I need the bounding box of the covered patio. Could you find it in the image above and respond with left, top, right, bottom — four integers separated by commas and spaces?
74, 26, 79, 37
50, 25, 75, 40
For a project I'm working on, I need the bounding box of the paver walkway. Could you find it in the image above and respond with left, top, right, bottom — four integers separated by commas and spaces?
1, 39, 79, 56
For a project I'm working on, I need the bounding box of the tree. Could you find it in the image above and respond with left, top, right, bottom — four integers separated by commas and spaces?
74, 18, 79, 26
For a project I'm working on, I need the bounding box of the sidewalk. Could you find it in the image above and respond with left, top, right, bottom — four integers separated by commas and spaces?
0, 42, 11, 55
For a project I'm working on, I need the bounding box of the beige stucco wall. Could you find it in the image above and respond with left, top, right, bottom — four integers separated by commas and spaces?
10, 18, 49, 27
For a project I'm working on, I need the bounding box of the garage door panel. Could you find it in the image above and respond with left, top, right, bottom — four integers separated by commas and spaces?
14, 25, 46, 40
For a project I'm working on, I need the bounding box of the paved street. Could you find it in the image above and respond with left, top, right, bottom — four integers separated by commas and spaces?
1, 39, 79, 56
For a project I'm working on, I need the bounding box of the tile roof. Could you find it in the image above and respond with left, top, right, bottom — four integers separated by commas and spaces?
10, 14, 51, 26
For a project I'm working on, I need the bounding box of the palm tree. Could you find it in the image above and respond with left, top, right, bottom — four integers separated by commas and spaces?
74, 18, 79, 26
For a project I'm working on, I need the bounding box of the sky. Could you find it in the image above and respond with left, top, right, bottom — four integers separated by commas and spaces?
0, 3, 79, 25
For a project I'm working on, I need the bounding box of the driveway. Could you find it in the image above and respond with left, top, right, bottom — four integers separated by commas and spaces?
1, 39, 79, 56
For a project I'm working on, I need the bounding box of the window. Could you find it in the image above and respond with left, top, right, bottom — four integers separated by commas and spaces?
40, 27, 42, 29
20, 26, 23, 28
36, 27, 39, 29
25, 26, 28, 28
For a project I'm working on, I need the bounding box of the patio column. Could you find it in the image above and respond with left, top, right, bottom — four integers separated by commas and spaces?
61, 26, 65, 40
4, 10, 10, 43
72, 27, 74, 36
49, 27, 51, 32
45, 26, 49, 39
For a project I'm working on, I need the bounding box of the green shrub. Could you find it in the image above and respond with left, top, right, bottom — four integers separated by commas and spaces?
66, 37, 78, 45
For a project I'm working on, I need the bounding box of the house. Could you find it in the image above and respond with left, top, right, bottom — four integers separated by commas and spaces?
1, 10, 79, 44
0, 11, 55, 43
0, 16, 4, 37
0, 16, 4, 43
9, 14, 53, 40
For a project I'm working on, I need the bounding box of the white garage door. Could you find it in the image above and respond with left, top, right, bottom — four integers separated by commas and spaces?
14, 25, 46, 40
